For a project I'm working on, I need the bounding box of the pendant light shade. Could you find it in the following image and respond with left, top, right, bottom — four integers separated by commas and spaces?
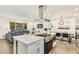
59, 15, 64, 25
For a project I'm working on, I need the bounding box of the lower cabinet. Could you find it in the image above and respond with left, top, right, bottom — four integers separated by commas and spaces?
44, 39, 56, 54
17, 39, 44, 54
44, 40, 53, 54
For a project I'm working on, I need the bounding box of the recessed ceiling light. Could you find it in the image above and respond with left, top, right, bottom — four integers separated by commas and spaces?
30, 16, 33, 18
47, 14, 50, 17
73, 14, 77, 16
74, 8, 78, 11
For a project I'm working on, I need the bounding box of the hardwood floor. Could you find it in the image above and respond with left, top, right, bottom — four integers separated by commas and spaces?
0, 39, 13, 54
0, 39, 79, 54
49, 40, 79, 54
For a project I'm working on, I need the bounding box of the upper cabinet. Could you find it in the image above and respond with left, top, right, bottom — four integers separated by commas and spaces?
10, 22, 27, 31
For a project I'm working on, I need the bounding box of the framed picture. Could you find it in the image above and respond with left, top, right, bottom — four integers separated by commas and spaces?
37, 24, 43, 28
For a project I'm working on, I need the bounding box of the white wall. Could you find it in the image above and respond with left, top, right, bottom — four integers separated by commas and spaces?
51, 17, 76, 35
27, 21, 45, 33
0, 17, 9, 39
27, 20, 54, 34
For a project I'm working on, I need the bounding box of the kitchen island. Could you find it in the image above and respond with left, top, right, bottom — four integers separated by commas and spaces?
13, 34, 44, 54
35, 33, 56, 54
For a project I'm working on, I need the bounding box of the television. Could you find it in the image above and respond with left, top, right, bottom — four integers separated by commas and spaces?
37, 24, 43, 28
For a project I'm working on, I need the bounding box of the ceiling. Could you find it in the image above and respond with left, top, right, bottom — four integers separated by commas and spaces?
0, 5, 39, 20
44, 5, 79, 19
0, 5, 79, 22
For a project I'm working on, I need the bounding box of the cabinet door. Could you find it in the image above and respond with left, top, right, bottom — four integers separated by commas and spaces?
29, 48, 37, 54
47, 40, 53, 51
28, 39, 44, 54
44, 40, 53, 54
10, 22, 15, 31
37, 47, 44, 54
28, 47, 44, 54
17, 41, 28, 54
24, 23, 27, 29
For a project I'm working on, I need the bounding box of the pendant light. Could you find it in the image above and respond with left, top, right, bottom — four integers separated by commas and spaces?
59, 15, 64, 25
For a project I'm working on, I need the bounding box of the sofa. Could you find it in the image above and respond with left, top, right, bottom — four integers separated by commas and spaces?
5, 29, 30, 43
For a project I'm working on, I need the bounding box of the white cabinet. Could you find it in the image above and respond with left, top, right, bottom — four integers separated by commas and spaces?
13, 34, 44, 54
17, 39, 44, 54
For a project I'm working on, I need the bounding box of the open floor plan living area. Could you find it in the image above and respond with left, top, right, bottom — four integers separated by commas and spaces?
0, 5, 79, 54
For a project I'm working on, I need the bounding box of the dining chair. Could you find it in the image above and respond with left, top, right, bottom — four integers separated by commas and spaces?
62, 33, 71, 43
56, 33, 62, 40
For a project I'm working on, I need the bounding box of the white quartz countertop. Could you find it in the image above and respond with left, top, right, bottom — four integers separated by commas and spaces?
13, 34, 44, 45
